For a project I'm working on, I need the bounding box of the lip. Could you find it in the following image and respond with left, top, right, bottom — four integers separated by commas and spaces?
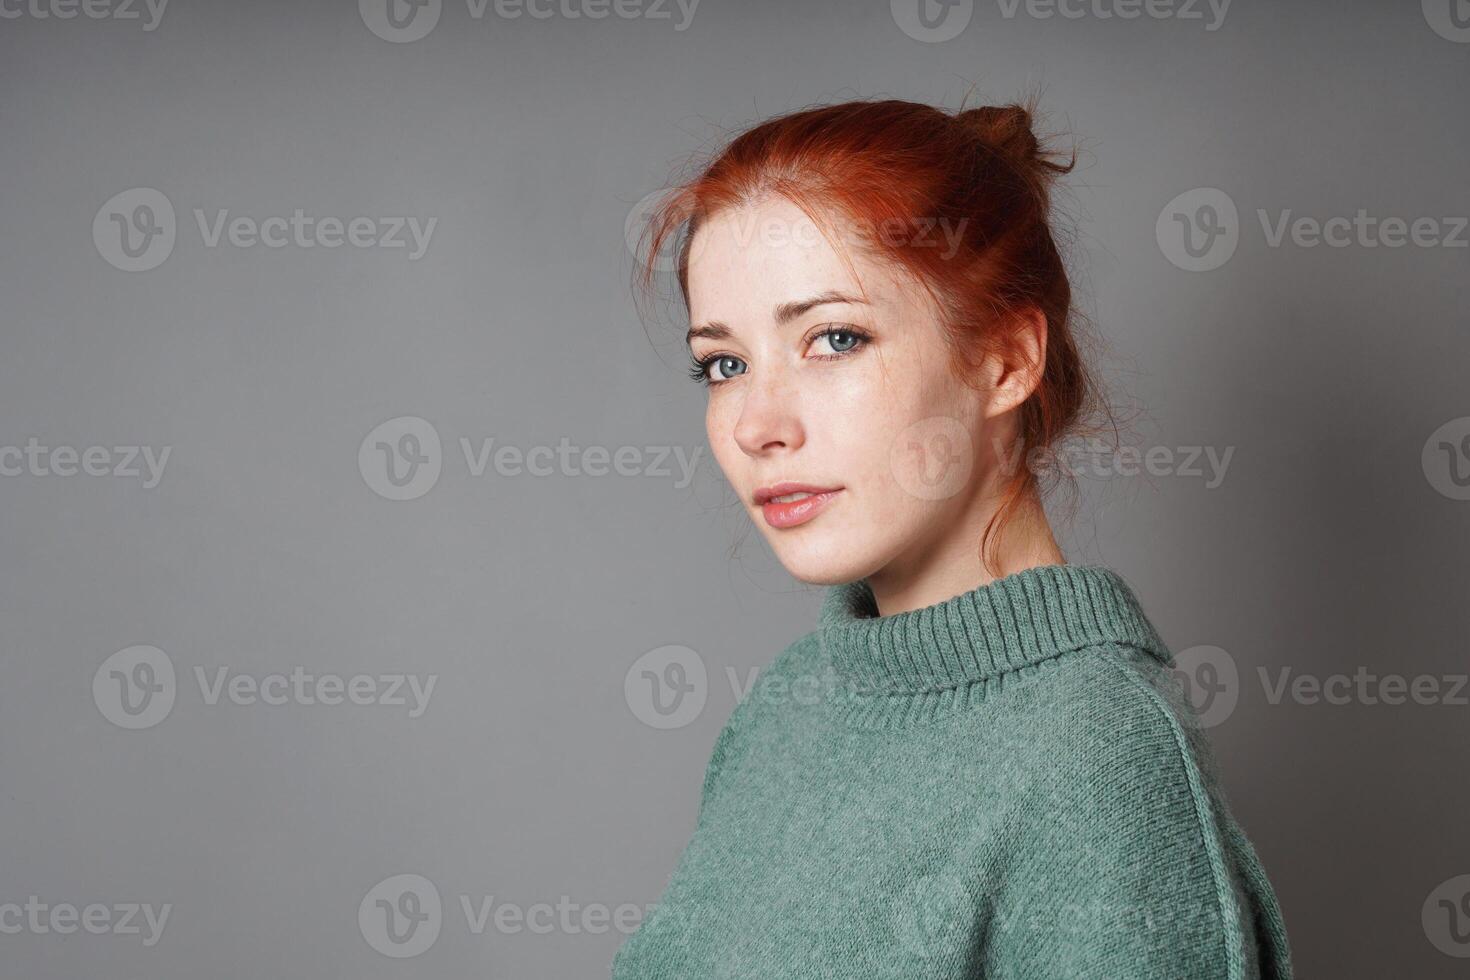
753, 482, 844, 530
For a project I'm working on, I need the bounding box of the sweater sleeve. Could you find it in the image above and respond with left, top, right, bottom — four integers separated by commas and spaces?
981, 649, 1287, 980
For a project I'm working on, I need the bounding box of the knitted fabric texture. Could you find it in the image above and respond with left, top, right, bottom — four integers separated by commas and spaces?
610, 563, 1293, 979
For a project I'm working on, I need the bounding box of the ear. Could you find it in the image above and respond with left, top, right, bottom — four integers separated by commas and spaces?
982, 306, 1048, 420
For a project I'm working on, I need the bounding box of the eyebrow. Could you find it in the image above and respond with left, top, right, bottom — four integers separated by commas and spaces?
685, 290, 868, 347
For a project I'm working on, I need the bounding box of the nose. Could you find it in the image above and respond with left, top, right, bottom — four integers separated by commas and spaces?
732, 368, 805, 458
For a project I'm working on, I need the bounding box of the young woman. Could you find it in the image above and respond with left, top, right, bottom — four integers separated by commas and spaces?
612, 97, 1292, 979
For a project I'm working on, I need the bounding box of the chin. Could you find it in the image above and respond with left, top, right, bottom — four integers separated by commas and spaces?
767, 535, 884, 587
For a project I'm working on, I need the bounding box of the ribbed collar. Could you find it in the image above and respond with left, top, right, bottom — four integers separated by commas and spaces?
818, 563, 1170, 696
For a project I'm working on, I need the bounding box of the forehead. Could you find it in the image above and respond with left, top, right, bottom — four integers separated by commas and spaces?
686, 196, 896, 322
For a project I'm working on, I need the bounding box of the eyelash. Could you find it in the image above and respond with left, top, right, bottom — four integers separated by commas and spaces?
687, 325, 873, 387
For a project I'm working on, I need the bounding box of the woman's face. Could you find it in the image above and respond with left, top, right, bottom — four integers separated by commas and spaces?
685, 195, 998, 586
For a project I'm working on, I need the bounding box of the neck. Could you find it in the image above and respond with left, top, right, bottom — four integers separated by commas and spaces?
866, 487, 1064, 617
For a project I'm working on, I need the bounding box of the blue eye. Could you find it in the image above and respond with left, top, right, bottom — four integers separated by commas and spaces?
687, 325, 871, 387
689, 354, 748, 386
814, 328, 862, 354
808, 326, 871, 360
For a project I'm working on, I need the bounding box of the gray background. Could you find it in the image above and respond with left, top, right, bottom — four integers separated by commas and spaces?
2, 0, 1468, 976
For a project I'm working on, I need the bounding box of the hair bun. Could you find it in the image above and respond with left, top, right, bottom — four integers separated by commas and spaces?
956, 103, 1075, 179
958, 105, 1038, 163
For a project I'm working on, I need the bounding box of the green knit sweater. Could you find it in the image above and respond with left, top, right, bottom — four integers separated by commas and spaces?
610, 563, 1292, 979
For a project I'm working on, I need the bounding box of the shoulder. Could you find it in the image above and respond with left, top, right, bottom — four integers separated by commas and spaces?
975, 639, 1243, 909
761, 628, 827, 688
709, 628, 828, 737
692, 629, 824, 814
982, 645, 1266, 977
1003, 640, 1224, 813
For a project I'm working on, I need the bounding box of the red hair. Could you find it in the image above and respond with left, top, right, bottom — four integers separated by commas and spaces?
634, 95, 1108, 572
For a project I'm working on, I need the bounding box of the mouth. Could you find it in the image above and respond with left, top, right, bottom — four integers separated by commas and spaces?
753, 482, 845, 530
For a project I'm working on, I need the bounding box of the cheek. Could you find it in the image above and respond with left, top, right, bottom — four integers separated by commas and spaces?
814, 360, 912, 496
704, 395, 743, 478
836, 354, 980, 513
